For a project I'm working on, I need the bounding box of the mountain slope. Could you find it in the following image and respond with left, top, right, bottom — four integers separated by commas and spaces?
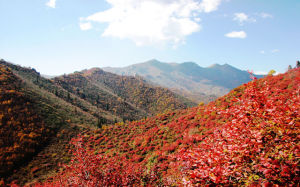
0, 59, 195, 185
0, 65, 52, 179
103, 59, 263, 103
0, 61, 99, 185
53, 67, 195, 121
1, 60, 194, 123
45, 68, 299, 186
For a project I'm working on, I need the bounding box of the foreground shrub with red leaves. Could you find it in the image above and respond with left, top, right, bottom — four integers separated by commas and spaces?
35, 135, 160, 186
178, 72, 299, 185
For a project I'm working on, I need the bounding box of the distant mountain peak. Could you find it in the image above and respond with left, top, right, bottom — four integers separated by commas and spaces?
82, 67, 104, 76
208, 63, 221, 68
209, 63, 236, 69
145, 59, 161, 64
181, 61, 198, 66
222, 63, 234, 68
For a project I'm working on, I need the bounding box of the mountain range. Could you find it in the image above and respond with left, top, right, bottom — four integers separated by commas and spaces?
104, 59, 263, 103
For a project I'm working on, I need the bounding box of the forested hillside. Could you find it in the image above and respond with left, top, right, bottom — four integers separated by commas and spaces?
55, 67, 194, 118
0, 65, 51, 180
1, 60, 195, 124
41, 68, 299, 186
0, 61, 100, 185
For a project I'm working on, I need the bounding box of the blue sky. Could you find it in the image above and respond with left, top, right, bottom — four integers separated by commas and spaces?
0, 0, 299, 75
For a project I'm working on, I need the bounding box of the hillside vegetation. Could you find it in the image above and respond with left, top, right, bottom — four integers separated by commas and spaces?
42, 68, 299, 186
0, 62, 100, 185
54, 68, 195, 121
0, 65, 52, 179
0, 60, 195, 185
0, 60, 99, 126
1, 60, 194, 124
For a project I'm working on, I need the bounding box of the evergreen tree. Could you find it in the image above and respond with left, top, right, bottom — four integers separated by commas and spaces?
67, 92, 71, 101
97, 117, 107, 128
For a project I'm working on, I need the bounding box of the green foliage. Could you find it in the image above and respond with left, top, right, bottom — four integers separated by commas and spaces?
97, 116, 107, 128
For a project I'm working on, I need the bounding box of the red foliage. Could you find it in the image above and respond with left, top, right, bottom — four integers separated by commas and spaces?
38, 135, 160, 186
40, 68, 299, 186
178, 70, 299, 185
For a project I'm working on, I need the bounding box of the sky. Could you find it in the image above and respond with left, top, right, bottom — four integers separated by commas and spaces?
0, 0, 299, 75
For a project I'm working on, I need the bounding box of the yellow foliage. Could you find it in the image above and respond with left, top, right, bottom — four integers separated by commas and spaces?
268, 69, 276, 75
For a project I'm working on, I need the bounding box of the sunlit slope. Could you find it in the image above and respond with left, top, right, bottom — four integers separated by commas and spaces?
54, 67, 195, 120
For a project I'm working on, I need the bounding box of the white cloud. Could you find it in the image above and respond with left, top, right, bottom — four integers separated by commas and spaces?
199, 0, 222, 13
260, 12, 273, 19
81, 0, 224, 46
79, 22, 92, 31
260, 49, 280, 54
194, 17, 201, 22
233, 13, 256, 25
46, 0, 56, 8
225, 31, 247, 39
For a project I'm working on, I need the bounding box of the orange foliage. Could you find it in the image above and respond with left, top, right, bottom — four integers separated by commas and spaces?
0, 65, 51, 179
